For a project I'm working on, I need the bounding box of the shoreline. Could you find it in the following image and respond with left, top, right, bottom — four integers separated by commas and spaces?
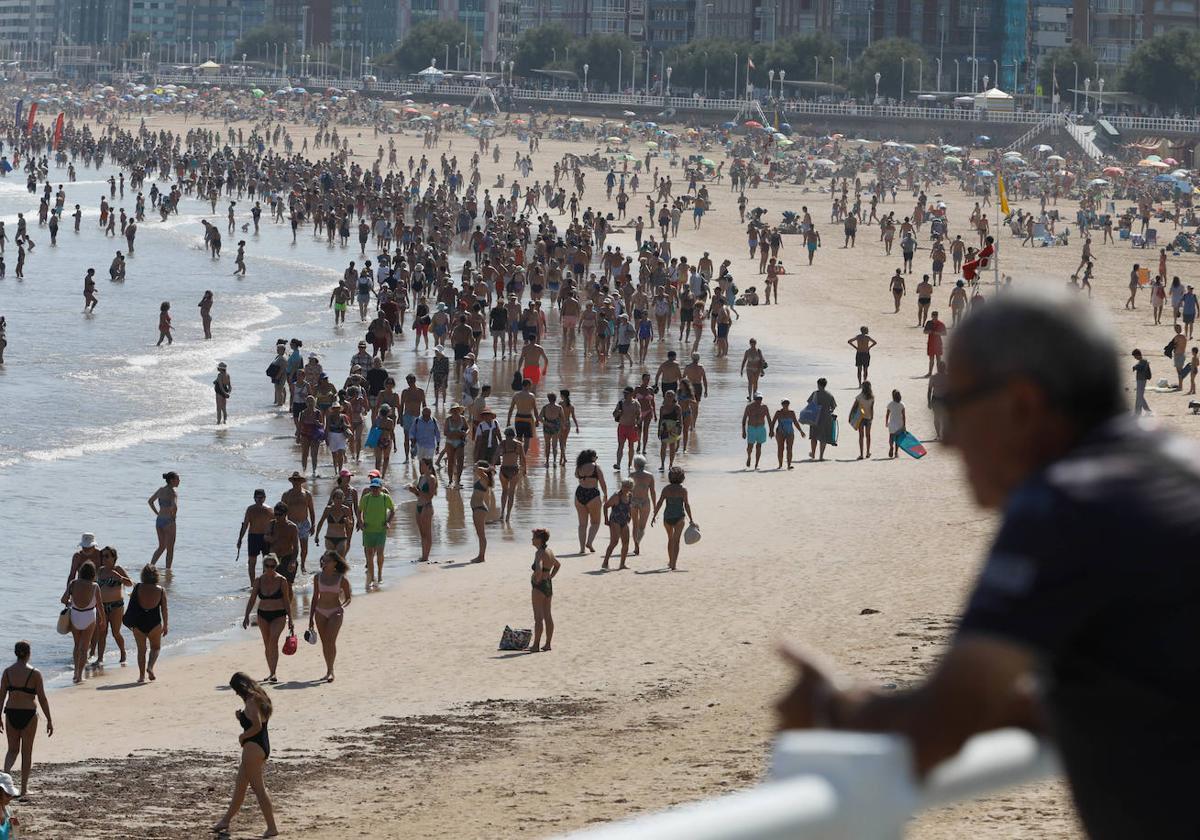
10, 108, 1186, 838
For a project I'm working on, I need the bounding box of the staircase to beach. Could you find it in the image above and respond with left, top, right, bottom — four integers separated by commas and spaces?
1063, 118, 1105, 161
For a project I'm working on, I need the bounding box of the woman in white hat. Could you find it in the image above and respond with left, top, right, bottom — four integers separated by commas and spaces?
0, 770, 19, 836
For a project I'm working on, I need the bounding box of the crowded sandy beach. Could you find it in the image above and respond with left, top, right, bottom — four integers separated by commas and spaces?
1, 76, 1197, 840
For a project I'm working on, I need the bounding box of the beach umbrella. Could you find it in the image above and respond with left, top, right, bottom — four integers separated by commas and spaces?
481, 119, 496, 126
1019, 170, 1042, 178
1165, 157, 1179, 166
646, 141, 658, 148
620, 153, 638, 161
700, 158, 716, 166
943, 155, 962, 164
720, 121, 735, 129
813, 158, 836, 166
1139, 159, 1170, 169
882, 140, 902, 147
1102, 166, 1124, 176
1032, 144, 1053, 152
1046, 154, 1065, 162
250, 88, 265, 97
1089, 178, 1109, 186
644, 121, 658, 128
744, 120, 762, 128
607, 136, 624, 143
623, 110, 637, 117
1146, 154, 1163, 162
975, 134, 991, 144
1154, 174, 1177, 183
403, 106, 420, 114
975, 169, 994, 177
1170, 169, 1190, 178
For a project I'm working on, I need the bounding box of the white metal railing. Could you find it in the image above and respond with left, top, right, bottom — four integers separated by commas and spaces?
558, 729, 1059, 840
119, 72, 1200, 134
1006, 115, 1061, 150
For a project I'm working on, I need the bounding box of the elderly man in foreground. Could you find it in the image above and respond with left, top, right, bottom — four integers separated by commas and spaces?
777, 292, 1200, 840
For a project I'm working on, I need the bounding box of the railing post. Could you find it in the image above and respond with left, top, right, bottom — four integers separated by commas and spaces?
771, 732, 918, 839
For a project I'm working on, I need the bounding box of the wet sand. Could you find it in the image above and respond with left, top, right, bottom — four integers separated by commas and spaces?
12, 110, 1192, 838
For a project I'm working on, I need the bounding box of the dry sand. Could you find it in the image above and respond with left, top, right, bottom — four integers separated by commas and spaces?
16, 110, 1192, 838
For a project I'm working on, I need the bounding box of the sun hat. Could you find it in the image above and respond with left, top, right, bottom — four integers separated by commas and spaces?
80, 533, 96, 549
0, 771, 17, 796
370, 477, 383, 487
288, 471, 306, 482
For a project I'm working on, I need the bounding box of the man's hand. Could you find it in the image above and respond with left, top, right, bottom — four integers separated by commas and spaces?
775, 644, 845, 731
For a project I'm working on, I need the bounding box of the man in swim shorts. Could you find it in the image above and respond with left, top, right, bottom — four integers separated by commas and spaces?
237, 489, 274, 586
742, 393, 771, 470
507, 378, 541, 452
517, 336, 548, 390
281, 472, 316, 574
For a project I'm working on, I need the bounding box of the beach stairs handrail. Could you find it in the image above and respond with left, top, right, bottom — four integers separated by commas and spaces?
1005, 114, 1062, 152
1063, 119, 1105, 162
556, 728, 1059, 840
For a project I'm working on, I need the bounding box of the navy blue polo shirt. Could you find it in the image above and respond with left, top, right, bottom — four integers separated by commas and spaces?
959, 419, 1200, 839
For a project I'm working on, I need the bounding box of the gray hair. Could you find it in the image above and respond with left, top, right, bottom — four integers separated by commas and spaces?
948, 290, 1124, 429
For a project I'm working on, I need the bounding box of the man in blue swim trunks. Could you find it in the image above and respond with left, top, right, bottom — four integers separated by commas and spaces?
742, 392, 771, 470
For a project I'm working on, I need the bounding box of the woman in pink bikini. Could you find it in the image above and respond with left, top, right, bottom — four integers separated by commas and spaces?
308, 552, 351, 683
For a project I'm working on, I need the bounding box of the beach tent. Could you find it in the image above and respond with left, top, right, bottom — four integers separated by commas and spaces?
973, 88, 1014, 113
196, 60, 221, 74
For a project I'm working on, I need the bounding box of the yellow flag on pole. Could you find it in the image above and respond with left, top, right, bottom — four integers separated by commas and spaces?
997, 173, 1010, 215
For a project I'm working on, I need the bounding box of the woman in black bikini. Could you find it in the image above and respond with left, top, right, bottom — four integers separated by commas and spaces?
469, 462, 494, 563
313, 490, 353, 562
242, 556, 294, 683
308, 552, 351, 683
1, 641, 53, 799
122, 564, 168, 683
213, 672, 277, 837
95, 546, 132, 664
602, 479, 634, 570
496, 427, 525, 523
528, 529, 559, 653
407, 459, 438, 562
573, 449, 608, 554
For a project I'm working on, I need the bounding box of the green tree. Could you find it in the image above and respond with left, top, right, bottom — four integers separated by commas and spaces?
513, 23, 573, 75
1036, 43, 1096, 100
763, 33, 841, 87
848, 38, 929, 101
664, 39, 756, 94
380, 19, 475, 77
234, 23, 295, 63
1120, 30, 1200, 111
572, 34, 636, 91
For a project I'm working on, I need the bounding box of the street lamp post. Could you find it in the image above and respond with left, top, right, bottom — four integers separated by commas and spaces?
874, 71, 881, 104
779, 69, 785, 102
993, 59, 999, 89
1072, 62, 1078, 112
733, 52, 738, 100
583, 62, 589, 92
917, 58, 922, 96
617, 49, 622, 93
702, 51, 708, 98
900, 57, 905, 104
1084, 77, 1090, 113
666, 66, 672, 99
954, 58, 959, 93
768, 69, 774, 99
445, 43, 449, 71
1097, 77, 1104, 114
829, 54, 835, 87
935, 57, 941, 92
705, 2, 714, 38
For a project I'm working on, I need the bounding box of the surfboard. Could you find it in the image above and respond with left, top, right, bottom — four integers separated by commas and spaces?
896, 430, 927, 459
